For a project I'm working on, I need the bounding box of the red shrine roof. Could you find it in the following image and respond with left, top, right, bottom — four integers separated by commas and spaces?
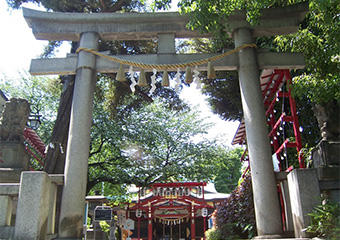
126, 182, 228, 222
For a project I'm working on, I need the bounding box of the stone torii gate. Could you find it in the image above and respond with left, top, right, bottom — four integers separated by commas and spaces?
23, 3, 307, 239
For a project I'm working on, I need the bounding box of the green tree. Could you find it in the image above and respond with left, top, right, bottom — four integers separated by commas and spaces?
4, 0, 184, 175
1, 74, 241, 195
87, 96, 238, 194
0, 76, 61, 142
213, 147, 243, 193
154, 0, 339, 144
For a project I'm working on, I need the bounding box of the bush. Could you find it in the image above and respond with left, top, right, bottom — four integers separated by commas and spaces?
215, 174, 256, 239
205, 224, 241, 240
306, 200, 340, 239
205, 228, 222, 240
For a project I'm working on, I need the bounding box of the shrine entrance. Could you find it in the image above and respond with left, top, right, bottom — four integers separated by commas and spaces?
22, 3, 308, 239
121, 182, 226, 240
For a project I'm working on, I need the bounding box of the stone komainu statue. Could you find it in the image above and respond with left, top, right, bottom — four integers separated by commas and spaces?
0, 98, 30, 142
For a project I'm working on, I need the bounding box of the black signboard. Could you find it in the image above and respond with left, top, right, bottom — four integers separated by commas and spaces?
94, 206, 112, 221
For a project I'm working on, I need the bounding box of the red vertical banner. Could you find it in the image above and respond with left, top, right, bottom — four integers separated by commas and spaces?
148, 219, 152, 240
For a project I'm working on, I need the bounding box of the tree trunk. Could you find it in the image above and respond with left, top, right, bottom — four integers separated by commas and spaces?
43, 41, 78, 173
43, 75, 74, 173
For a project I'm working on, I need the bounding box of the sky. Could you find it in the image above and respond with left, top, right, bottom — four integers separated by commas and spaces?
0, 1, 240, 147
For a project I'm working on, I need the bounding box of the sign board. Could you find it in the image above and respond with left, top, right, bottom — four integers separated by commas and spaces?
124, 219, 135, 230
94, 206, 112, 221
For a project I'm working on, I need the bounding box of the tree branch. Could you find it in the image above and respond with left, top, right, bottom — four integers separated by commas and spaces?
89, 136, 106, 157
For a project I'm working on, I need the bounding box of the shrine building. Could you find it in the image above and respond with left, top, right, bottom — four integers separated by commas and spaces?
118, 182, 229, 240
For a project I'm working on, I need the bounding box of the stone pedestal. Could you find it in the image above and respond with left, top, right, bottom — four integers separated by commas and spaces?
312, 140, 340, 167
93, 221, 107, 240
312, 140, 340, 203
0, 142, 30, 170
0, 195, 13, 226
287, 169, 321, 238
14, 171, 52, 240
0, 168, 24, 183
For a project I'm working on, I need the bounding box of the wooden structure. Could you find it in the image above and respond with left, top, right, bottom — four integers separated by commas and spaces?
121, 182, 228, 240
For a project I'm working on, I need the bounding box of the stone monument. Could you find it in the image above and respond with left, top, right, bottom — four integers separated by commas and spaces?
312, 100, 340, 203
0, 98, 30, 182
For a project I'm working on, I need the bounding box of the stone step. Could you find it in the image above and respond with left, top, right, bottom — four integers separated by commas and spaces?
0, 226, 14, 239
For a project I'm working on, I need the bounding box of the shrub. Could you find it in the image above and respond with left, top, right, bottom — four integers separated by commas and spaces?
306, 200, 340, 239
215, 174, 256, 239
205, 228, 222, 240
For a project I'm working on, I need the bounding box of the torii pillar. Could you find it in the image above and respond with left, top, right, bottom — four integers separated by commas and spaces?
58, 32, 99, 238
234, 28, 282, 236
22, 3, 307, 239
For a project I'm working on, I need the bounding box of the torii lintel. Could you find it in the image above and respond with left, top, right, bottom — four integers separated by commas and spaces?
23, 2, 308, 41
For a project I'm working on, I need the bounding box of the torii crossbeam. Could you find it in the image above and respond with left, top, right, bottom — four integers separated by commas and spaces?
22, 3, 308, 239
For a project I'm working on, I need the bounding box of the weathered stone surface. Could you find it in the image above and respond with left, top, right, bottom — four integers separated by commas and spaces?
0, 196, 12, 226
225, 3, 308, 37
0, 226, 15, 239
14, 171, 51, 240
313, 101, 340, 141
29, 51, 305, 76
316, 166, 340, 180
0, 98, 30, 142
0, 142, 30, 169
0, 168, 23, 183
287, 169, 321, 238
0, 183, 20, 196
234, 28, 282, 236
23, 3, 308, 41
49, 174, 65, 185
58, 32, 99, 239
312, 140, 340, 167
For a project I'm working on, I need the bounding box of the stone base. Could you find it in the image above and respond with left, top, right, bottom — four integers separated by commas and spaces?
55, 238, 82, 240
312, 140, 340, 168
0, 142, 30, 169
46, 234, 58, 240
0, 168, 24, 183
317, 166, 340, 203
0, 226, 15, 239
253, 236, 311, 240
253, 235, 285, 239
317, 166, 340, 181
253, 238, 310, 240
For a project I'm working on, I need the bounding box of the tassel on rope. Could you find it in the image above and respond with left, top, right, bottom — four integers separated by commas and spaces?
77, 44, 256, 76
174, 68, 181, 92
207, 61, 216, 79
185, 67, 193, 84
129, 66, 137, 93
162, 70, 169, 87
116, 64, 126, 82
149, 69, 157, 95
193, 66, 201, 89
138, 69, 148, 87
